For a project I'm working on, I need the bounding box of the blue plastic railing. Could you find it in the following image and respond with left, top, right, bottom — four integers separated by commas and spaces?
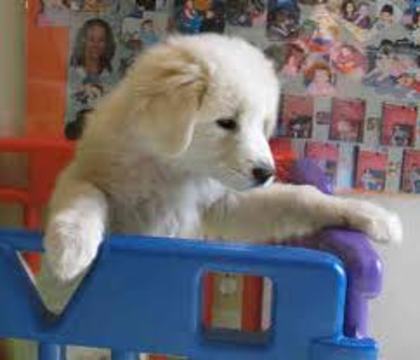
0, 229, 377, 360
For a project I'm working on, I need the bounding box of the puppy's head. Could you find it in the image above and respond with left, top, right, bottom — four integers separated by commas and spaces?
128, 34, 280, 191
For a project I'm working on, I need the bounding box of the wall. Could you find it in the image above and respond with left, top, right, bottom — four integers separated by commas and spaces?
0, 2, 419, 358
359, 194, 420, 359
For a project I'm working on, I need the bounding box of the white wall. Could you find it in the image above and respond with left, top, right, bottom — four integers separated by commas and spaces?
358, 194, 420, 359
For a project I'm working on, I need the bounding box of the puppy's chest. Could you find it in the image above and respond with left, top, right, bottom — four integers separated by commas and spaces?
107, 183, 213, 239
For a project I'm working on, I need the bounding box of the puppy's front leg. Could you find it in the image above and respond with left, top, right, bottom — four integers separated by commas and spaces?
44, 168, 108, 282
204, 184, 402, 245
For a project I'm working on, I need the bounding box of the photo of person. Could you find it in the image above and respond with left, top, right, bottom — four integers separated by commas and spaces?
330, 98, 365, 142
371, 3, 395, 31
226, 0, 266, 27
70, 0, 115, 12
381, 103, 417, 147
174, 0, 225, 34
279, 94, 314, 138
396, 73, 420, 99
353, 1, 372, 29
266, 0, 300, 40
281, 42, 307, 76
341, 0, 358, 22
70, 18, 117, 81
330, 43, 367, 76
401, 149, 420, 193
306, 21, 340, 53
355, 149, 388, 191
305, 142, 339, 186
138, 19, 160, 47
363, 39, 420, 98
37, 0, 70, 27
304, 62, 336, 97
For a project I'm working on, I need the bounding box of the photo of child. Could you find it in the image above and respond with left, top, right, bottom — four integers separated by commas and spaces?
304, 62, 336, 97
305, 141, 339, 185
37, 0, 70, 27
355, 149, 388, 191
330, 98, 365, 142
353, 2, 372, 29
174, 0, 225, 34
370, 2, 398, 33
330, 43, 367, 76
381, 103, 417, 147
70, 18, 117, 81
401, 149, 420, 193
266, 0, 300, 40
226, 0, 266, 27
363, 39, 420, 99
279, 94, 314, 138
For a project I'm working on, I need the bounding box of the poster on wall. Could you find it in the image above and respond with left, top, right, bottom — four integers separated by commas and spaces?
27, 0, 420, 194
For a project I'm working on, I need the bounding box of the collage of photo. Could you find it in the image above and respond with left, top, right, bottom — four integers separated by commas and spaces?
36, 0, 420, 194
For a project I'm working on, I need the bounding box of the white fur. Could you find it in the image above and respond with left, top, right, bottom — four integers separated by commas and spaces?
42, 34, 402, 311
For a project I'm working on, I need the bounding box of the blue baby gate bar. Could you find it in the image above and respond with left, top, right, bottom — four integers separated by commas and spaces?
0, 229, 377, 360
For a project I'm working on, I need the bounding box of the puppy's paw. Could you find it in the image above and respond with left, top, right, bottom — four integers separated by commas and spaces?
340, 199, 403, 245
44, 210, 104, 282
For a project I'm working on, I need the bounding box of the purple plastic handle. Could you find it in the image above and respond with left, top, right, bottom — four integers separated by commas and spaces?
290, 159, 383, 338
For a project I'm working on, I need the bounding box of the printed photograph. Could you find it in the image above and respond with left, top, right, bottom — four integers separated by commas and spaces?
264, 41, 307, 77
401, 149, 420, 193
279, 94, 314, 138
37, 0, 70, 27
266, 0, 300, 40
330, 98, 366, 142
355, 148, 388, 191
330, 43, 367, 77
70, 0, 117, 12
303, 61, 336, 97
363, 39, 420, 100
305, 141, 340, 186
381, 103, 417, 147
173, 0, 226, 34
226, 0, 266, 27
66, 15, 119, 131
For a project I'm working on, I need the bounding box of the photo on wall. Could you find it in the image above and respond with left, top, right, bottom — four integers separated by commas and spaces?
330, 97, 366, 143
172, 0, 226, 34
65, 13, 121, 139
355, 148, 388, 192
381, 103, 417, 147
401, 149, 420, 194
305, 141, 340, 186
278, 94, 314, 139
37, 0, 71, 26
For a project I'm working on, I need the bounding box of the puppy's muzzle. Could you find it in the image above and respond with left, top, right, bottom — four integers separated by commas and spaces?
252, 164, 275, 186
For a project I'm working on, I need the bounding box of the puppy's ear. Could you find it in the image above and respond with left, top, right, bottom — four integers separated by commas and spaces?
129, 44, 209, 156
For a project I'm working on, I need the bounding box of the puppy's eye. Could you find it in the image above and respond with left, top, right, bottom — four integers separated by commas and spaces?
216, 118, 238, 131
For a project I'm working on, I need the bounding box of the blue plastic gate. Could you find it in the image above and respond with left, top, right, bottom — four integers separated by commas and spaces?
0, 229, 377, 360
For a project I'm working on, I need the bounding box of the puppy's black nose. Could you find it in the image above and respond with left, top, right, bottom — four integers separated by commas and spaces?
252, 165, 275, 185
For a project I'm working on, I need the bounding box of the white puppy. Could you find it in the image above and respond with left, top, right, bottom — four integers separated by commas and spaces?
42, 34, 402, 313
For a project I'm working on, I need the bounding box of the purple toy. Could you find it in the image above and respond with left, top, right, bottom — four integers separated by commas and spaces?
290, 158, 383, 338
